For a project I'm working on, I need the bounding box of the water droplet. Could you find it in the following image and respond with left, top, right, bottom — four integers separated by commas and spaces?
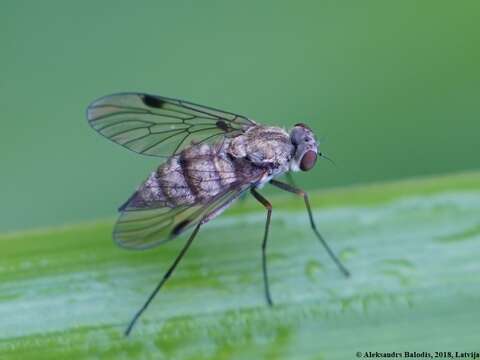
339, 247, 357, 261
381, 258, 415, 270
305, 259, 324, 281
381, 269, 411, 286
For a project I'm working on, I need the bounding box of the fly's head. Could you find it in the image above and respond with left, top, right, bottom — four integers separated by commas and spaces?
289, 123, 318, 172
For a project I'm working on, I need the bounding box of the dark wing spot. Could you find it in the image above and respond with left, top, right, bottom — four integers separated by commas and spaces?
216, 120, 229, 132
142, 94, 166, 108
171, 219, 191, 236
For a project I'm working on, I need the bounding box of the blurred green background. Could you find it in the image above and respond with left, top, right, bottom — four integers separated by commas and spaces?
1, 0, 478, 232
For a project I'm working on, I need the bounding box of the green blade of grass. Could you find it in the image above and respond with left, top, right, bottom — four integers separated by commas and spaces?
1, 171, 480, 359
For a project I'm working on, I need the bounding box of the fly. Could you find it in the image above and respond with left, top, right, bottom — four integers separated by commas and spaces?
86, 92, 350, 336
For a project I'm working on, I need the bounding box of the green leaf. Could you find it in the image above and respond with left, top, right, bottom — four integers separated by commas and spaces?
1, 171, 480, 359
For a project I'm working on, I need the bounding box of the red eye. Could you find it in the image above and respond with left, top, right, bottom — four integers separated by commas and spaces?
300, 150, 317, 171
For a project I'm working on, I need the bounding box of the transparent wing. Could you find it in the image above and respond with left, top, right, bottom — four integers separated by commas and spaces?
113, 183, 251, 250
87, 92, 256, 157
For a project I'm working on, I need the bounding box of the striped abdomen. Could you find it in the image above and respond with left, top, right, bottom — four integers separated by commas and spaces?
122, 143, 255, 211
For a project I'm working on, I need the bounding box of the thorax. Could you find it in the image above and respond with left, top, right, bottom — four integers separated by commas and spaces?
227, 126, 293, 182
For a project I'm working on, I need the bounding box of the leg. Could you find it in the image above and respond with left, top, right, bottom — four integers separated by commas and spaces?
125, 222, 202, 336
250, 188, 274, 306
270, 179, 350, 277
286, 172, 297, 188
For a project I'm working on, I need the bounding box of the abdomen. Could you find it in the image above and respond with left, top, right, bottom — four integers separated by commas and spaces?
123, 143, 263, 211
156, 143, 241, 207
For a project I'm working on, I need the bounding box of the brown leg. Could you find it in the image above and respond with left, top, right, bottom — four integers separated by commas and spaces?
125, 222, 202, 336
285, 172, 297, 188
270, 179, 350, 277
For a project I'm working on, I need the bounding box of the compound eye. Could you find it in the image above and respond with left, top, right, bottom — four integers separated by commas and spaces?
299, 150, 317, 171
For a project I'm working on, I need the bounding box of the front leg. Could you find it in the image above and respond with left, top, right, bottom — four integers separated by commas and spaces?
270, 179, 350, 277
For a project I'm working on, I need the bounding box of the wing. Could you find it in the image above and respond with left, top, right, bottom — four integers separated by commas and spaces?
87, 92, 256, 157
113, 183, 251, 250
